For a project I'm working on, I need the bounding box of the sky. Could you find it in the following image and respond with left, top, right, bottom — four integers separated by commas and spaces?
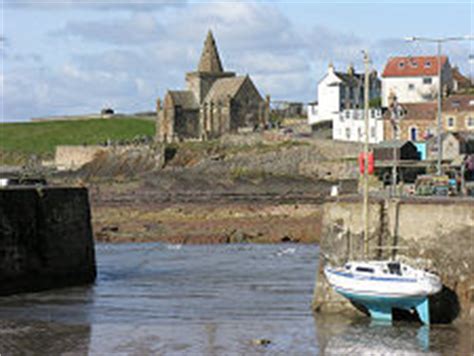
1, 0, 473, 122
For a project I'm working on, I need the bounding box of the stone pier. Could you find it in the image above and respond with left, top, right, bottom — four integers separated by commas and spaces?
0, 187, 96, 296
313, 196, 474, 324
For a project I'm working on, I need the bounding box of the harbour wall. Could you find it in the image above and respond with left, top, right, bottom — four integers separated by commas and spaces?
313, 196, 474, 323
0, 187, 96, 296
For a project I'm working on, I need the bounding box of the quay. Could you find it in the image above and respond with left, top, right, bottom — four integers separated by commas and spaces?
0, 187, 96, 296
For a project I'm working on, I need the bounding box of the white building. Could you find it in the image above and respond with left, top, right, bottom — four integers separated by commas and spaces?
333, 108, 384, 144
308, 63, 381, 125
307, 102, 318, 124
381, 56, 452, 107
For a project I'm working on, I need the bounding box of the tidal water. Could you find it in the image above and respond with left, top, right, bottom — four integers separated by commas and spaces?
0, 243, 471, 355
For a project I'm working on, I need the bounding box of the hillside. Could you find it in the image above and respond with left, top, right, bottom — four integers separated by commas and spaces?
0, 117, 155, 165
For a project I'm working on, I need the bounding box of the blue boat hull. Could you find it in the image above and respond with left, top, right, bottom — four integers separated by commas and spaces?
338, 289, 430, 324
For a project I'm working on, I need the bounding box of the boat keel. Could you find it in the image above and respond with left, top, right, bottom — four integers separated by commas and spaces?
415, 298, 430, 324
367, 306, 392, 322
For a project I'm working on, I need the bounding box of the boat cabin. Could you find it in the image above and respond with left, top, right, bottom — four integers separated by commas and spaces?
344, 261, 410, 277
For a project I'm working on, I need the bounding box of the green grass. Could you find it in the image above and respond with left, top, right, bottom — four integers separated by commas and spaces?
0, 117, 155, 154
0, 117, 155, 164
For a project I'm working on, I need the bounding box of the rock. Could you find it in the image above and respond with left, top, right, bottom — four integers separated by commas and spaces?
252, 338, 271, 346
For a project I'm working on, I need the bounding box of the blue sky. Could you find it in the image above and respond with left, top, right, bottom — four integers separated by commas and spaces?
2, 0, 473, 122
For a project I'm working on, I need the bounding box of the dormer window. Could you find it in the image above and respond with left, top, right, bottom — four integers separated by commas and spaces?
410, 61, 418, 68
425, 61, 432, 68
399, 62, 405, 68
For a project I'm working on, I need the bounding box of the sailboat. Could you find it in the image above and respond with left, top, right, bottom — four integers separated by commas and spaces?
324, 260, 441, 323
323, 52, 442, 324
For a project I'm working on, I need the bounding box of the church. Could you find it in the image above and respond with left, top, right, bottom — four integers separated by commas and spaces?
156, 30, 268, 142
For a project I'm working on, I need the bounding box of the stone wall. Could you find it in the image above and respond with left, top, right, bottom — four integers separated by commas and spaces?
55, 145, 162, 173
55, 145, 107, 171
313, 197, 474, 324
0, 187, 96, 296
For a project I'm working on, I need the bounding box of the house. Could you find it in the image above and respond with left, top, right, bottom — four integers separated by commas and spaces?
333, 108, 384, 143
383, 94, 474, 142
308, 63, 380, 125
427, 132, 474, 162
156, 30, 266, 142
381, 56, 453, 107
442, 94, 474, 133
383, 102, 438, 142
451, 66, 472, 93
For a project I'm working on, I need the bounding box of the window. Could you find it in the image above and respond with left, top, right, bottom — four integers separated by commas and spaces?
467, 117, 474, 128
447, 117, 455, 128
423, 77, 432, 85
370, 109, 375, 119
345, 111, 350, 119
345, 127, 351, 139
355, 267, 374, 274
371, 126, 376, 138
425, 61, 432, 68
410, 61, 418, 68
398, 62, 405, 68
452, 101, 460, 108
410, 127, 418, 141
408, 83, 415, 90
357, 127, 362, 139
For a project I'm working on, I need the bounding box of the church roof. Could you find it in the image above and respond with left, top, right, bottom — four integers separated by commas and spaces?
167, 90, 199, 109
204, 76, 248, 103
197, 30, 224, 73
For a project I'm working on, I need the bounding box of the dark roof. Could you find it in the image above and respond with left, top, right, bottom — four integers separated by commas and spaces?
204, 76, 248, 103
168, 91, 199, 109
334, 71, 364, 86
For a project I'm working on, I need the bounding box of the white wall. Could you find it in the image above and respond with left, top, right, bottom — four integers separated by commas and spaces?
307, 104, 319, 125
381, 76, 439, 106
311, 71, 342, 125
333, 109, 384, 143
382, 63, 452, 107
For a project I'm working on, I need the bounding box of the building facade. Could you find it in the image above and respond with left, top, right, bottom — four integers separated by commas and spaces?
383, 95, 474, 143
308, 63, 380, 125
442, 94, 474, 133
381, 56, 453, 107
156, 31, 266, 142
333, 108, 384, 143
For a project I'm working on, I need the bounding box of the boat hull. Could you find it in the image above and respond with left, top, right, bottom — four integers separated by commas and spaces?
324, 266, 439, 324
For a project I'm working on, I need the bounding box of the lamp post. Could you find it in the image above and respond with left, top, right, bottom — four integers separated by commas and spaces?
362, 50, 370, 259
405, 35, 473, 176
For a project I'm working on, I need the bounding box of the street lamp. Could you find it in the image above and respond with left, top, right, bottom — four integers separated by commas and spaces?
405, 36, 473, 175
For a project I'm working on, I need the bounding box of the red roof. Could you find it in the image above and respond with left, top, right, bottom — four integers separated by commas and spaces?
382, 56, 448, 78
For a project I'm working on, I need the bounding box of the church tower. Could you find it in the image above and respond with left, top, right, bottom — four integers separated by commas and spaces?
186, 30, 235, 103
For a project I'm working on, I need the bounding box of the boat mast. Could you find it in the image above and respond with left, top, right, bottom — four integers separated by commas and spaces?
363, 51, 370, 259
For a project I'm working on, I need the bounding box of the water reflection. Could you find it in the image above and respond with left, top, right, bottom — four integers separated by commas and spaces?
0, 244, 470, 354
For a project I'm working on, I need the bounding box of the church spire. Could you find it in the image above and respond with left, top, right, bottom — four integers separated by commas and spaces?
197, 30, 223, 73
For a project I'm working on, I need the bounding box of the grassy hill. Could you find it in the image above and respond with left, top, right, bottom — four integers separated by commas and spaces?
0, 117, 155, 165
